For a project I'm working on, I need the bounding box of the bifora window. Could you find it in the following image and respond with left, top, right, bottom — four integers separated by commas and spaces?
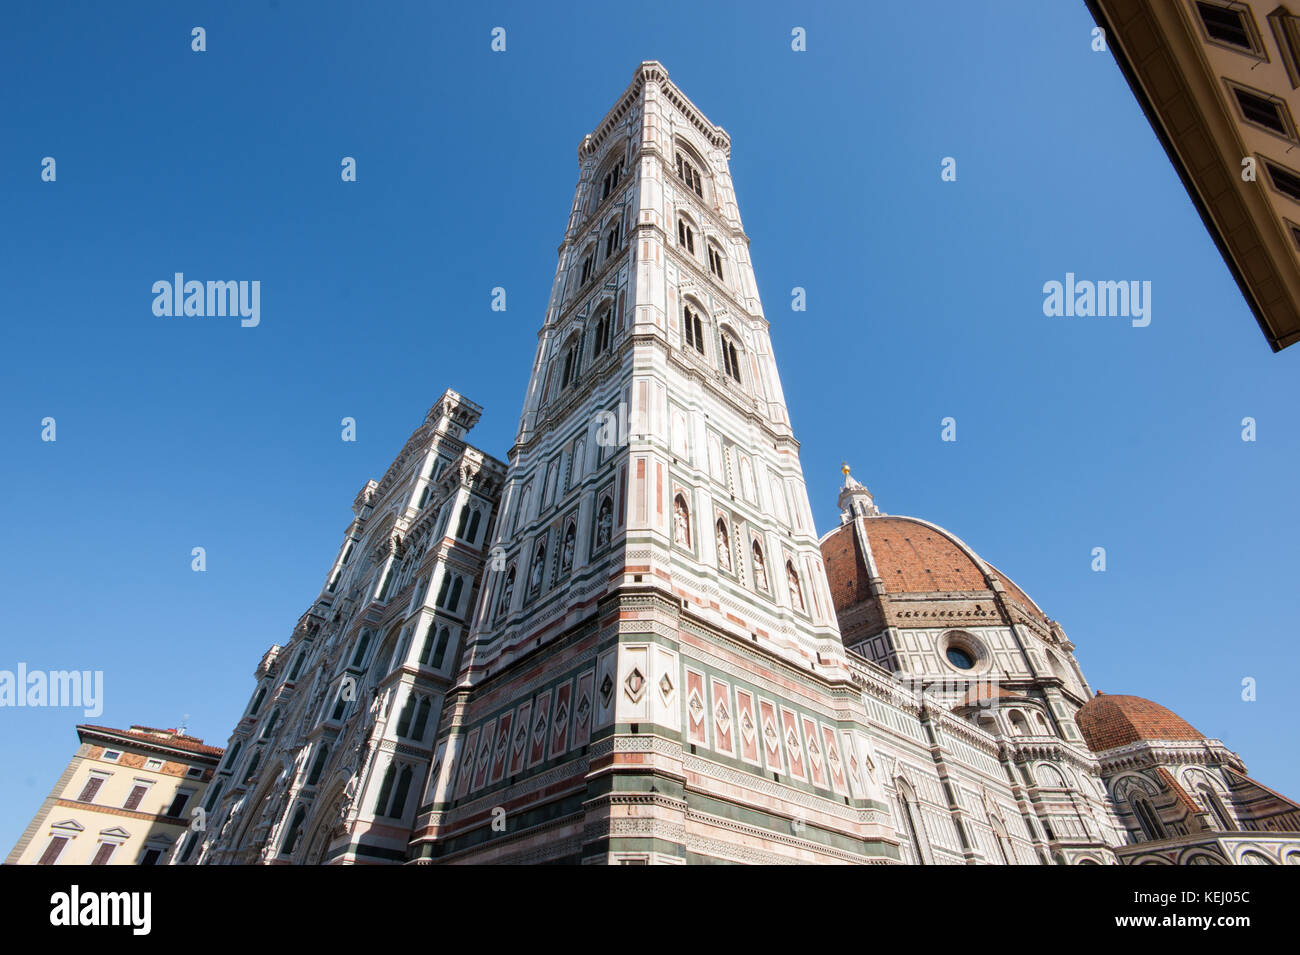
677, 216, 695, 254
675, 151, 703, 196
600, 159, 623, 202
707, 244, 724, 280
721, 336, 742, 382
683, 305, 704, 354
593, 309, 612, 357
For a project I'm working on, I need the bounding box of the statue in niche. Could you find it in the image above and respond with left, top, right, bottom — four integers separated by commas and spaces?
596, 500, 613, 549
561, 525, 575, 572
788, 563, 804, 611
673, 497, 691, 546
752, 544, 768, 591
716, 522, 731, 572
530, 548, 545, 592
499, 567, 515, 613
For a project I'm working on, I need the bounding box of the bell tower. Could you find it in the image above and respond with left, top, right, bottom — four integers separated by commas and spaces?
410, 63, 896, 864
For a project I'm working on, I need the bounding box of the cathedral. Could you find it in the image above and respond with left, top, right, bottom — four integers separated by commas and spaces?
185, 62, 1300, 866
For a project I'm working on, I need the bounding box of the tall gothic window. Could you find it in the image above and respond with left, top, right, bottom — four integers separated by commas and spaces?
605, 219, 622, 258
560, 343, 579, 389
466, 508, 482, 543
388, 766, 413, 819
579, 251, 594, 285
675, 151, 703, 197
306, 745, 329, 786
431, 627, 451, 669
350, 630, 371, 667
683, 305, 704, 354
600, 158, 623, 202
1130, 794, 1167, 841
593, 309, 612, 357
411, 697, 433, 740
282, 805, 307, 855
721, 336, 742, 383
707, 244, 724, 280
677, 216, 695, 254
1200, 786, 1234, 831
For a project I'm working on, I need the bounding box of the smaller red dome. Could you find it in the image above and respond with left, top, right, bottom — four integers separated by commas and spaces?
1075, 693, 1204, 752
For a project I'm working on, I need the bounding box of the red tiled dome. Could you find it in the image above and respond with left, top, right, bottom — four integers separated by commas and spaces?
1075, 693, 1204, 752
820, 515, 1048, 623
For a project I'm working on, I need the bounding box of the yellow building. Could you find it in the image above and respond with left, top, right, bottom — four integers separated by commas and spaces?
1088, 0, 1300, 350
6, 724, 223, 866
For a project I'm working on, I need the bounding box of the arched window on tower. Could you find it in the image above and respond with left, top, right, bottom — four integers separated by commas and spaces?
578, 246, 595, 286
373, 763, 396, 815
677, 215, 696, 255
411, 696, 433, 741
682, 304, 704, 354
674, 148, 704, 197
593, 308, 613, 358
600, 156, 624, 203
431, 627, 451, 669
467, 508, 482, 543
707, 242, 725, 280
604, 219, 622, 259
721, 334, 743, 383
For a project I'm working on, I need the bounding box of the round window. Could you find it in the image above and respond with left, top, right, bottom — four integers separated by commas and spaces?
946, 646, 975, 670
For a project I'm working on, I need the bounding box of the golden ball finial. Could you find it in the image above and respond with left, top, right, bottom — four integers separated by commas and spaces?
841, 462, 851, 476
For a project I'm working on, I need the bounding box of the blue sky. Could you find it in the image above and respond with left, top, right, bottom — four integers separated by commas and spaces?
2, 0, 1297, 853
